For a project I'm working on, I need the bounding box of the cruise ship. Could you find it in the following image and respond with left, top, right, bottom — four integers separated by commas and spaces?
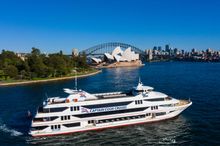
29, 80, 192, 137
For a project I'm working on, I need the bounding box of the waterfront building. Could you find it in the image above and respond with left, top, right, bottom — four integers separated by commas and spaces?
91, 46, 142, 67
72, 48, 79, 57
96, 46, 140, 63
16, 52, 28, 61
148, 49, 153, 61
91, 58, 102, 64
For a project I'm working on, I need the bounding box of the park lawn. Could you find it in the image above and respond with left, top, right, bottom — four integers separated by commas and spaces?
0, 68, 98, 84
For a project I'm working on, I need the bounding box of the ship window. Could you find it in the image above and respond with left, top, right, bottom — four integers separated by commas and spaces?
51, 125, 61, 130
72, 106, 80, 111
169, 110, 175, 113
155, 112, 166, 116
61, 115, 71, 120
160, 104, 172, 107
63, 122, 81, 127
33, 116, 58, 122
74, 107, 149, 118
97, 114, 146, 124
43, 107, 68, 113
151, 106, 158, 110
83, 101, 132, 109
145, 98, 165, 102
146, 113, 151, 116
165, 97, 172, 100
31, 125, 48, 131
88, 120, 95, 124
135, 100, 143, 105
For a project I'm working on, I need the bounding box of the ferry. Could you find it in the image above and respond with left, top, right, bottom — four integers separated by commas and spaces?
29, 80, 192, 137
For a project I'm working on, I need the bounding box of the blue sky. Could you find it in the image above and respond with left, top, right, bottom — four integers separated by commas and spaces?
0, 0, 220, 53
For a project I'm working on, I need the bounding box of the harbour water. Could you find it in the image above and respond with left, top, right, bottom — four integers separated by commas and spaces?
0, 62, 219, 146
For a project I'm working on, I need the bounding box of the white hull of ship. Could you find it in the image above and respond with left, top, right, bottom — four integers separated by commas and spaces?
30, 103, 191, 137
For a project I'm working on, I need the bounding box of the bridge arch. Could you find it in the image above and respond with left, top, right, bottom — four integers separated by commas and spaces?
80, 42, 145, 57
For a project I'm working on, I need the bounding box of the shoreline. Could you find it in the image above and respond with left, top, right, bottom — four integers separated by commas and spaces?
94, 60, 144, 68
0, 70, 102, 87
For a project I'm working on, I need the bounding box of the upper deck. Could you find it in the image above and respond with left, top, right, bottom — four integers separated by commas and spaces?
45, 90, 133, 106
44, 81, 163, 106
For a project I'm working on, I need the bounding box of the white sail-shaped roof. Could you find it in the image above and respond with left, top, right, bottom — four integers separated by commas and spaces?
122, 47, 139, 61
104, 46, 139, 62
104, 53, 114, 60
122, 47, 132, 61
114, 54, 127, 62
112, 46, 123, 56
91, 57, 102, 63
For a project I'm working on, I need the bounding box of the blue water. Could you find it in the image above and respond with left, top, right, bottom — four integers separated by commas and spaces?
0, 62, 220, 146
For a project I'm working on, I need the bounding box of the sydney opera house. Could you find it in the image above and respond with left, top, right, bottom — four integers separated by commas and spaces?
91, 46, 143, 68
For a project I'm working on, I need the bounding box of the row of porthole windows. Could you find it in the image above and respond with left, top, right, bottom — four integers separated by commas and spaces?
61, 115, 71, 121
135, 100, 143, 105
51, 125, 61, 130
151, 106, 158, 110
70, 106, 80, 111
88, 120, 95, 124
96, 113, 152, 124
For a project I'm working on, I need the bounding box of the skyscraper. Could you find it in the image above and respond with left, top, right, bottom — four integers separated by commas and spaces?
148, 49, 153, 61
165, 44, 170, 52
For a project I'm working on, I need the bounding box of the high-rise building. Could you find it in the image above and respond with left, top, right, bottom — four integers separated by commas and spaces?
165, 44, 170, 52
192, 48, 196, 54
174, 48, 178, 55
148, 49, 153, 61
181, 50, 185, 55
158, 46, 162, 51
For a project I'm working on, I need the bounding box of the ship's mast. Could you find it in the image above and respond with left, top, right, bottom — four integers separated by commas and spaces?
139, 77, 141, 84
75, 64, 77, 90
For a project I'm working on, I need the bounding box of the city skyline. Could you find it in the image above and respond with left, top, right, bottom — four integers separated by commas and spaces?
0, 0, 220, 53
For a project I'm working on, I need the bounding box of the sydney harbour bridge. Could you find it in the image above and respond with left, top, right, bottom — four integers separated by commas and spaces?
79, 42, 146, 60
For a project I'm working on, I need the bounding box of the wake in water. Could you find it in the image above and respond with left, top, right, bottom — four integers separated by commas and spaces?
0, 123, 23, 137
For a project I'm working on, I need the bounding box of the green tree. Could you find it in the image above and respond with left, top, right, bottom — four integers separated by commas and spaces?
0, 50, 22, 68
77, 52, 89, 69
47, 53, 71, 77
31, 47, 41, 56
3, 65, 18, 79
27, 47, 48, 78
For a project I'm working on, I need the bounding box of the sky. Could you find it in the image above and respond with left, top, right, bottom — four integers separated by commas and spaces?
0, 0, 220, 54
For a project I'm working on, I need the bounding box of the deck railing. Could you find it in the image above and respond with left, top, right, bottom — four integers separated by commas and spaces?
175, 100, 191, 106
